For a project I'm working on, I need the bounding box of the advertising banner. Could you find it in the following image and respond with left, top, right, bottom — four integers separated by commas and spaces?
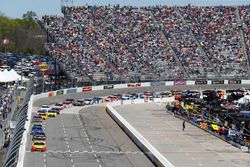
195, 80, 207, 85
66, 88, 77, 94
150, 81, 165, 87
104, 85, 114, 89
127, 83, 141, 87
174, 80, 186, 86
82, 86, 92, 92
228, 80, 241, 84
56, 90, 64, 95
48, 92, 54, 97
212, 80, 224, 84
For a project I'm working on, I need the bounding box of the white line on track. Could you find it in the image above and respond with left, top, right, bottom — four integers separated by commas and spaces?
26, 150, 144, 154
76, 114, 102, 167
60, 115, 75, 167
44, 153, 46, 167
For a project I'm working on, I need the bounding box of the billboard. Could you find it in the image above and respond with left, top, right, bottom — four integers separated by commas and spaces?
66, 88, 77, 94
82, 86, 92, 92
127, 83, 141, 87
228, 80, 241, 84
174, 80, 186, 86
56, 90, 64, 95
104, 85, 114, 89
212, 80, 224, 84
195, 80, 207, 85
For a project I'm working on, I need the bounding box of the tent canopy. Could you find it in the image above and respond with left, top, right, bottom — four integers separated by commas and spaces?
0, 69, 21, 82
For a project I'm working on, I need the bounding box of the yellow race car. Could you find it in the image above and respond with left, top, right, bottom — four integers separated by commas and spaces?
31, 140, 46, 152
47, 110, 57, 117
38, 112, 48, 120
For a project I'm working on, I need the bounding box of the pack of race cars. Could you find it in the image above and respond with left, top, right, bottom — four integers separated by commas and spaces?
30, 91, 174, 152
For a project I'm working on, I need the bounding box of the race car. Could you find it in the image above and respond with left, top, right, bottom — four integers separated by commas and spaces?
73, 99, 85, 106
65, 98, 74, 103
37, 112, 48, 120
105, 96, 119, 102
31, 116, 44, 125
37, 105, 50, 112
121, 94, 133, 100
93, 97, 103, 104
50, 108, 60, 115
31, 118, 43, 126
31, 126, 44, 135
63, 101, 73, 108
84, 98, 94, 105
31, 140, 46, 152
53, 103, 64, 110
47, 110, 57, 117
32, 133, 46, 141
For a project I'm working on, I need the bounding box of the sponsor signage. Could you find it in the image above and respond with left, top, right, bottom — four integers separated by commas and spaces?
48, 92, 54, 97
228, 80, 241, 84
127, 83, 141, 87
195, 80, 207, 85
212, 80, 224, 84
104, 85, 114, 89
174, 80, 186, 86
150, 81, 165, 87
66, 88, 77, 94
82, 86, 92, 92
56, 90, 64, 95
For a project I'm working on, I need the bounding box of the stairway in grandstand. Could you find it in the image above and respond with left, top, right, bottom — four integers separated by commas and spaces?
235, 7, 250, 76
149, 11, 189, 79
174, 7, 219, 78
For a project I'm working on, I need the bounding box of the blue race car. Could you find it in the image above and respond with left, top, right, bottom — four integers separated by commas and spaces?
31, 126, 44, 135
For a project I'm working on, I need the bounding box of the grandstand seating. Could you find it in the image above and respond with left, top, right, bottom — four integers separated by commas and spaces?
42, 5, 250, 82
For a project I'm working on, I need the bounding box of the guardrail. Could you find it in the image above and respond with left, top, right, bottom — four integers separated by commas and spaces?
9, 79, 250, 167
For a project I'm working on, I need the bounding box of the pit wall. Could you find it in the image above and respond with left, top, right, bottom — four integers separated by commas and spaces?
106, 98, 175, 167
17, 79, 250, 167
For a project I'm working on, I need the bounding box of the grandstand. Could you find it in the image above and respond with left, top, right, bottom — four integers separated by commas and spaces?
42, 4, 250, 83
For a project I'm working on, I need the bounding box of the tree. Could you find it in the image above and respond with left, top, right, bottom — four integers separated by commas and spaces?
22, 11, 37, 22
22, 11, 38, 28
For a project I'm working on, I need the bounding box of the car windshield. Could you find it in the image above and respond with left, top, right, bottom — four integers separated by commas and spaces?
55, 103, 63, 106
34, 142, 45, 146
41, 105, 49, 108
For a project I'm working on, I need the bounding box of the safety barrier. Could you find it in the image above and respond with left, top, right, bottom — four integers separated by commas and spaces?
106, 98, 175, 167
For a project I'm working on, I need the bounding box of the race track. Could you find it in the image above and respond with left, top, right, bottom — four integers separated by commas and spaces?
24, 84, 250, 167
24, 105, 154, 167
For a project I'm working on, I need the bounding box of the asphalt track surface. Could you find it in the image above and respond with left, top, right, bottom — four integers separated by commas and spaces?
24, 105, 154, 167
25, 84, 250, 167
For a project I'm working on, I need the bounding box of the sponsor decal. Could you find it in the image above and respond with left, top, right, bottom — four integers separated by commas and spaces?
174, 80, 186, 86
66, 88, 77, 94
228, 80, 241, 84
127, 83, 141, 87
48, 92, 54, 97
104, 85, 114, 89
56, 90, 64, 95
150, 81, 165, 87
212, 80, 224, 84
195, 80, 207, 85
82, 86, 92, 92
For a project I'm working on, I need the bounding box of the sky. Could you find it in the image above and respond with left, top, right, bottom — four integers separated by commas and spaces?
0, 0, 249, 19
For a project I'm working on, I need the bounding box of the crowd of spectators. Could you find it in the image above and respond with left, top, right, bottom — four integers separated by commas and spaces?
0, 87, 14, 149
239, 5, 250, 65
42, 5, 250, 82
179, 5, 248, 78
